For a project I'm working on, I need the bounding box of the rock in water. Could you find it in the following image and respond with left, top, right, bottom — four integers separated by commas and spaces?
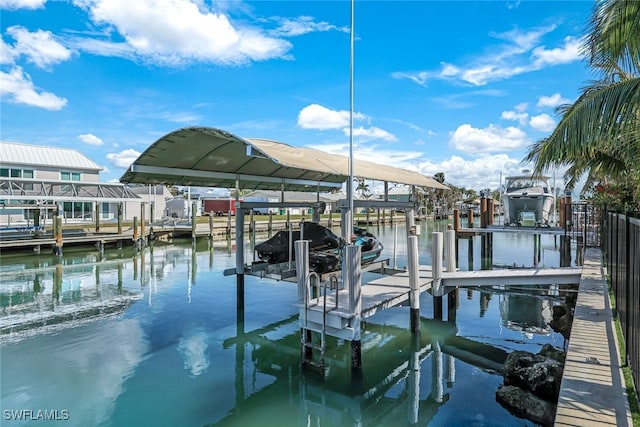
498, 345, 566, 425
496, 385, 556, 426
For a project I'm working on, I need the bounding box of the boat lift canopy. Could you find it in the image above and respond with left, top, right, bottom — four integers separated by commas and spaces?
119, 127, 449, 192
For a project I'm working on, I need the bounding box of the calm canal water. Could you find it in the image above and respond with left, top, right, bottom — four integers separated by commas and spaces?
1, 220, 580, 426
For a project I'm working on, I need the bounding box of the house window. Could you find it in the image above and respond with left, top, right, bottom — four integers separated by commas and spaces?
0, 169, 8, 177
22, 170, 34, 191
60, 171, 81, 181
10, 169, 21, 178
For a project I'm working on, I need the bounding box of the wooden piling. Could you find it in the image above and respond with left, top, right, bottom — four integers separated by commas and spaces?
453, 209, 461, 232
95, 202, 100, 232
53, 216, 63, 256
467, 209, 474, 228
480, 197, 488, 228
133, 216, 138, 247
117, 203, 123, 234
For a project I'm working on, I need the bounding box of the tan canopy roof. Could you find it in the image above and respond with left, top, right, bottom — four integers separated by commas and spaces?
120, 126, 448, 192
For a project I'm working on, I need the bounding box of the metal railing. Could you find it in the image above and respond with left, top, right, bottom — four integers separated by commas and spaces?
565, 202, 602, 247
603, 210, 640, 393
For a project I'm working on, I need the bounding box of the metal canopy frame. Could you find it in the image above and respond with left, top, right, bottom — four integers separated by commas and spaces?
119, 126, 449, 193
0, 178, 141, 203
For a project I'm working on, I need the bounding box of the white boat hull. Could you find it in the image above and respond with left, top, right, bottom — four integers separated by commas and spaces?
502, 192, 554, 226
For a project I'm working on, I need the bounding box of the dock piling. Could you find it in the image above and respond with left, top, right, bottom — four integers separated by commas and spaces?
117, 203, 123, 235
140, 203, 146, 246
445, 229, 456, 273
133, 216, 139, 250
235, 205, 245, 312
95, 202, 100, 232
432, 232, 443, 296
53, 216, 63, 256
191, 201, 196, 244
408, 235, 420, 332
208, 213, 214, 240
346, 244, 362, 371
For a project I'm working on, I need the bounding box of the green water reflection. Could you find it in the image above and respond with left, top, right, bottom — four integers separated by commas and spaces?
0, 223, 578, 426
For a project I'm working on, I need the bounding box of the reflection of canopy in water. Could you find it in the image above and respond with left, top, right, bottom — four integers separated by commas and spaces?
217, 315, 509, 426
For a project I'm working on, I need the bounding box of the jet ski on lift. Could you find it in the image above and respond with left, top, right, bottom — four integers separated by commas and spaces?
254, 222, 383, 274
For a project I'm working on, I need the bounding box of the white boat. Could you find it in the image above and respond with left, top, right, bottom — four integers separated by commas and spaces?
502, 174, 555, 227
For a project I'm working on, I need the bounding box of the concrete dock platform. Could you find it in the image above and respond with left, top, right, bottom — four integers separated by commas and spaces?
554, 248, 634, 426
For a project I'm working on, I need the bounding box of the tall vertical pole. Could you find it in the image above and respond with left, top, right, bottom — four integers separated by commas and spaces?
346, 0, 355, 241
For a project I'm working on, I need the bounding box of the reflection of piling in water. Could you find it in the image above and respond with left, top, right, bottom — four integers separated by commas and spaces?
53, 262, 62, 302
560, 235, 572, 267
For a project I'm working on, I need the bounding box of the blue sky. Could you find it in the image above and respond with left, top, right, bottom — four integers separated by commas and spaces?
1, 0, 595, 192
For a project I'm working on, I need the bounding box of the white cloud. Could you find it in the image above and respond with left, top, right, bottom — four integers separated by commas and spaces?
344, 126, 397, 142
297, 104, 366, 130
6, 26, 72, 69
393, 25, 582, 87
514, 102, 528, 112
501, 110, 529, 125
78, 133, 103, 146
269, 16, 348, 37
0, 67, 67, 110
307, 141, 531, 191
298, 104, 396, 142
529, 113, 556, 132
0, 36, 15, 64
532, 36, 583, 66
0, 0, 45, 9
71, 0, 293, 66
449, 123, 529, 153
106, 148, 141, 168
537, 92, 571, 108
417, 154, 523, 190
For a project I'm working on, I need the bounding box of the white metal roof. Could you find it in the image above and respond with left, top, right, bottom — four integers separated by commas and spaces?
0, 141, 102, 171
120, 127, 449, 192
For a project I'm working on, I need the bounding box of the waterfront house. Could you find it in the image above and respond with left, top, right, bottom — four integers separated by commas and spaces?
0, 141, 142, 227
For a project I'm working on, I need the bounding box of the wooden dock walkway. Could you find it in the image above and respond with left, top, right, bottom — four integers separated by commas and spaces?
554, 248, 633, 426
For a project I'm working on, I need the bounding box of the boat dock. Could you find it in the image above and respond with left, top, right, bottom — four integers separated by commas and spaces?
296, 262, 581, 341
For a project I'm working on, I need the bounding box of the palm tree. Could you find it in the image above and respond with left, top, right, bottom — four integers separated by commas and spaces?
355, 178, 370, 198
525, 0, 640, 209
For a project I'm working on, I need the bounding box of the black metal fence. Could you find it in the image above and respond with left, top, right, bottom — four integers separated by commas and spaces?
603, 211, 640, 393
566, 202, 602, 247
